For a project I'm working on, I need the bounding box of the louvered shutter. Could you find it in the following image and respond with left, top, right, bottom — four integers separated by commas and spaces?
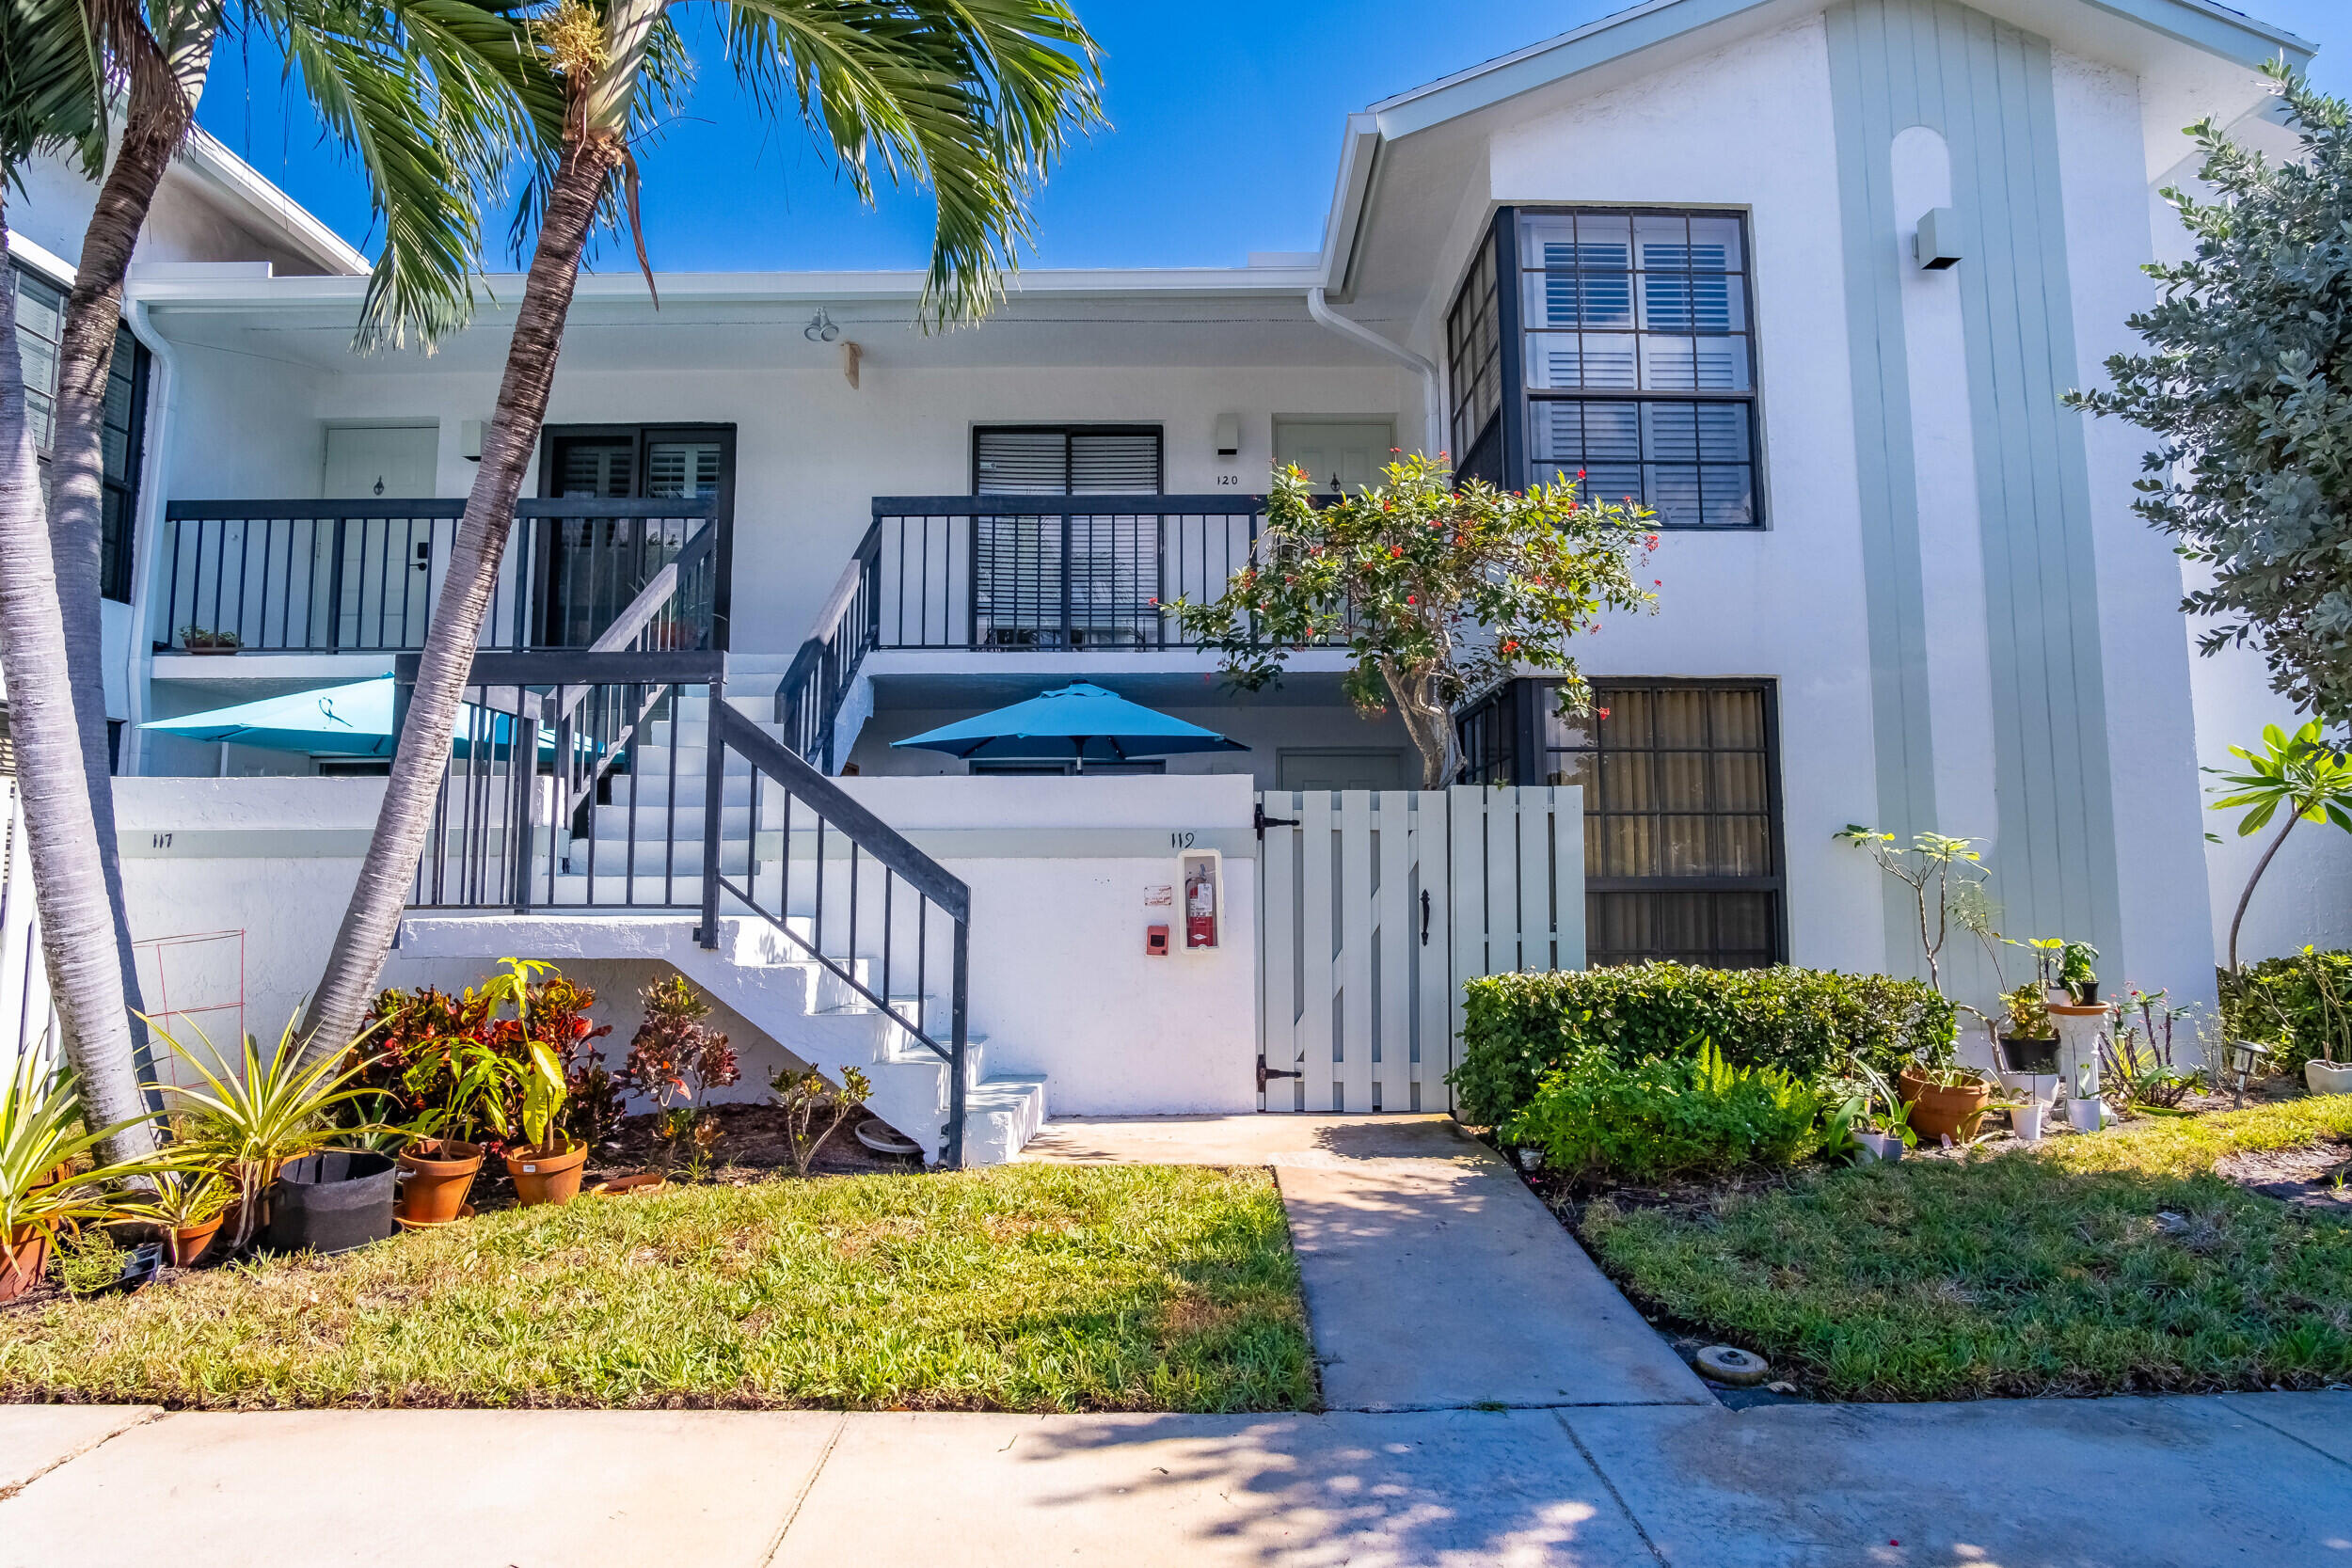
974, 427, 1161, 495
1069, 432, 1160, 494
645, 440, 722, 499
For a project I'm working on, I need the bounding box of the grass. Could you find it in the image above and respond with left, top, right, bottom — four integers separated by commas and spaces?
0, 1164, 1314, 1414
1580, 1097, 2352, 1402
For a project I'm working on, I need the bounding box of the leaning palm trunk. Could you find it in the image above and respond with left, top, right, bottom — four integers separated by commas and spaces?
39, 46, 205, 1106
300, 136, 625, 1058
0, 202, 156, 1162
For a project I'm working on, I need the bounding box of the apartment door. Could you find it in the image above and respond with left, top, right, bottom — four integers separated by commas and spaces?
1273, 419, 1395, 494
537, 424, 735, 646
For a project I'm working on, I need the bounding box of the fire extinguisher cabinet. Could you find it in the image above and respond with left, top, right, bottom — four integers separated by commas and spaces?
1179, 849, 1223, 950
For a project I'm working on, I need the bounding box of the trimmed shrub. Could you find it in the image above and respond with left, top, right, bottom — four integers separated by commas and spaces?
1501, 1041, 1830, 1184
1452, 962, 1953, 1128
2220, 949, 2352, 1077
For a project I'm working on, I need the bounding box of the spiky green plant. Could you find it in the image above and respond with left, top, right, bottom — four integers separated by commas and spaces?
1, 1046, 165, 1291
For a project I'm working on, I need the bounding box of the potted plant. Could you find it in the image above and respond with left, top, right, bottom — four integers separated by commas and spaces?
1995, 983, 2058, 1073
119, 1166, 235, 1267
503, 1041, 587, 1205
1898, 1060, 1998, 1143
2, 1050, 161, 1303
178, 625, 241, 655
158, 1011, 393, 1253
1836, 1058, 1916, 1163
394, 1033, 510, 1226
56, 1227, 163, 1297
2058, 941, 2101, 1006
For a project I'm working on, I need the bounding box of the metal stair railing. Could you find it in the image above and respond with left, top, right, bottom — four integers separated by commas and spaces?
702, 695, 971, 1166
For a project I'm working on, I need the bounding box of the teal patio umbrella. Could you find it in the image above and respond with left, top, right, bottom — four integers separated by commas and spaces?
891, 683, 1248, 767
145, 674, 561, 759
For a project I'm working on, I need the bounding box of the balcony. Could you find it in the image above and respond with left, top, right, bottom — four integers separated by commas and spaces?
154, 496, 722, 657
778, 495, 1272, 767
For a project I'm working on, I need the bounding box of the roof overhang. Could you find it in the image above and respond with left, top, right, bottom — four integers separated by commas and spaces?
1318, 0, 2315, 302
175, 129, 371, 277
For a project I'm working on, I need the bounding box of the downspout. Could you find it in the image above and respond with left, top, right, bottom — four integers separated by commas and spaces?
121, 295, 175, 777
1306, 287, 1444, 462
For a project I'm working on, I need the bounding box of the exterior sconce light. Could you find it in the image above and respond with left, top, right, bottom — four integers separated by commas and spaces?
1214, 412, 1241, 459
1914, 208, 1962, 271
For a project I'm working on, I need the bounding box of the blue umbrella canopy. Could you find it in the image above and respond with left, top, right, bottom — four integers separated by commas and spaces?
145, 674, 558, 759
891, 683, 1248, 764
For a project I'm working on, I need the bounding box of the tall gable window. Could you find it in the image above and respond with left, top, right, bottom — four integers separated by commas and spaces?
12, 261, 151, 601
1445, 209, 1760, 529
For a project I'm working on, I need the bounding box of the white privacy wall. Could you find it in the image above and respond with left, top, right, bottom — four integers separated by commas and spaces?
1474, 16, 1892, 976
108, 775, 1258, 1117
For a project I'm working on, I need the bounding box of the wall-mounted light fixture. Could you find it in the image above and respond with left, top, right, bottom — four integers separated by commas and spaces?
1913, 208, 1962, 271
804, 308, 840, 342
459, 419, 485, 461
1214, 412, 1241, 459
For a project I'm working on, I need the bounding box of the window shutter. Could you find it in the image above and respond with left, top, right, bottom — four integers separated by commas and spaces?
645, 440, 722, 499
974, 429, 1072, 495
1069, 432, 1160, 494
975, 428, 1162, 495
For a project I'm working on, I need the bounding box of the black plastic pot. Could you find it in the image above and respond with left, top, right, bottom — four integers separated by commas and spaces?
1999, 1036, 2060, 1074
266, 1151, 396, 1256
2070, 982, 2100, 1006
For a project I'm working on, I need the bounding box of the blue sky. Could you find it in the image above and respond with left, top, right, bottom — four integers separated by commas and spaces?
197, 0, 2348, 274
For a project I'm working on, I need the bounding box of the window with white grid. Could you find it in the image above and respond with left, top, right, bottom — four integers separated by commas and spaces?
1516, 211, 1759, 529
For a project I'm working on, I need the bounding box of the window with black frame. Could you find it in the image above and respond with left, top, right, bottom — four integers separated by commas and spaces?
970, 425, 1163, 649
1546, 682, 1784, 967
12, 261, 150, 602
1444, 245, 1502, 485
1510, 209, 1759, 529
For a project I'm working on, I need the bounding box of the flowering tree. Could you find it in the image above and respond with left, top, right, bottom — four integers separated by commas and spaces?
1166, 456, 1657, 786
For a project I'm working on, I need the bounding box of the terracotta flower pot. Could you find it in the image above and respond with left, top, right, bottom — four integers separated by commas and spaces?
1899, 1067, 1993, 1144
1, 1227, 49, 1303
395, 1140, 484, 1226
504, 1140, 588, 1207
168, 1214, 225, 1268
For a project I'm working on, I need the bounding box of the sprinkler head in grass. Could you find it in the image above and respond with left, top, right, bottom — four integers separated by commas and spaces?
1694, 1345, 1771, 1386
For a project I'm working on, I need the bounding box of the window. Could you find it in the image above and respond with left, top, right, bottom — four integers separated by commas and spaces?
1515, 211, 1757, 528
1547, 682, 1784, 967
972, 425, 1161, 496
970, 425, 1163, 648
1444, 245, 1502, 485
536, 424, 734, 647
12, 261, 150, 601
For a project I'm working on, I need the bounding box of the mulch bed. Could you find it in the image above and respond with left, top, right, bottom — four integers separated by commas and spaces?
2216, 1137, 2352, 1215
468, 1101, 923, 1212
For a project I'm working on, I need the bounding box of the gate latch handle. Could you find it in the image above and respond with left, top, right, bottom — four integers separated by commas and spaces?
1254, 801, 1300, 840
1421, 889, 1431, 946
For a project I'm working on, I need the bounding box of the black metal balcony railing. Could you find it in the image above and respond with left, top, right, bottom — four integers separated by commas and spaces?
155, 497, 721, 655
776, 496, 1269, 770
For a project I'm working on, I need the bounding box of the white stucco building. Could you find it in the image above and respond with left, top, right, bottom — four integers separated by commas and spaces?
8, 0, 2335, 1151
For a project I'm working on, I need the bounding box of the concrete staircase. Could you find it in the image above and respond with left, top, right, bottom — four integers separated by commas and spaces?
402, 690, 1046, 1164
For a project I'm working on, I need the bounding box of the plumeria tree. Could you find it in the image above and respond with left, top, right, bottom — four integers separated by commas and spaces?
1167, 457, 1657, 787
2206, 721, 2352, 971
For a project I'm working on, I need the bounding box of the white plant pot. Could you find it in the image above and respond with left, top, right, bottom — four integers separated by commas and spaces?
2010, 1102, 2044, 1142
1854, 1131, 1904, 1164
2066, 1096, 2105, 1132
2306, 1059, 2352, 1097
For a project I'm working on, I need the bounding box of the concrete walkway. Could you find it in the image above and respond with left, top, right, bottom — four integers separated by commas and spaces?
4, 1396, 2347, 1565
1026, 1115, 1710, 1410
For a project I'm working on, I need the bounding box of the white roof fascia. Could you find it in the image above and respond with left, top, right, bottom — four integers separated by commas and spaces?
5, 230, 79, 288
128, 263, 1327, 313
177, 128, 370, 277
1316, 115, 1384, 297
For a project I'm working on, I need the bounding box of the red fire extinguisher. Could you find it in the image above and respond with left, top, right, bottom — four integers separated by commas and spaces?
1185, 860, 1216, 948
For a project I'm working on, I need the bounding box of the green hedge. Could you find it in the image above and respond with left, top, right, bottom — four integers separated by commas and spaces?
1451, 962, 1955, 1127
2220, 950, 2352, 1076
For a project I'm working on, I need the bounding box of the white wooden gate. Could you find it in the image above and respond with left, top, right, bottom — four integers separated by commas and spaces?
1256, 786, 1583, 1113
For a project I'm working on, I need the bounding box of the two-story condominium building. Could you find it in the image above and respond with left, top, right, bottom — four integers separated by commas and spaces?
9, 0, 2330, 1154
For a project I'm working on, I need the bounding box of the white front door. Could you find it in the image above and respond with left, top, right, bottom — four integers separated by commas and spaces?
323, 424, 437, 499
1273, 419, 1396, 494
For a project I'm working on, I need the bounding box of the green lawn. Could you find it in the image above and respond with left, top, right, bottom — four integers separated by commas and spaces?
1581, 1098, 2352, 1401
0, 1164, 1314, 1414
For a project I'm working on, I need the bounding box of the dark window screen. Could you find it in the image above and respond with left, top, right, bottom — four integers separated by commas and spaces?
12, 262, 147, 600
973, 426, 1161, 495
1548, 682, 1783, 967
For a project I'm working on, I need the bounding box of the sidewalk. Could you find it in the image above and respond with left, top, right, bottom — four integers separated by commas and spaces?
4, 1395, 2346, 1566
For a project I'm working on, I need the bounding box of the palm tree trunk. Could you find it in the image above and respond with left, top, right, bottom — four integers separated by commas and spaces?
2227, 812, 2298, 974
302, 137, 625, 1058
41, 65, 199, 1108
0, 202, 156, 1160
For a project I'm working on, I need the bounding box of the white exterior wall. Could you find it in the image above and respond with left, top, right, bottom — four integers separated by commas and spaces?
1478, 18, 1891, 974
109, 775, 1258, 1117
158, 357, 1413, 659
2052, 49, 2219, 1000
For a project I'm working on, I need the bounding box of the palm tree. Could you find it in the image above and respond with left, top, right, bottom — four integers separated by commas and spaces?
3, 0, 554, 1148
2206, 721, 2352, 971
300, 0, 1105, 1057
0, 0, 151, 1154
